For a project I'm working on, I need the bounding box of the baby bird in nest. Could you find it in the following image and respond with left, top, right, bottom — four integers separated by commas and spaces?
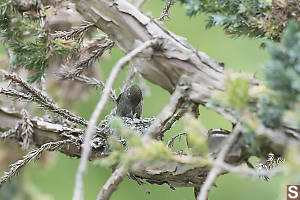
116, 85, 143, 119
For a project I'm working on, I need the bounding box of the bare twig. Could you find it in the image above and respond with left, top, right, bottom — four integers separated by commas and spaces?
58, 69, 105, 88
197, 123, 242, 200
158, 1, 174, 21
167, 132, 187, 148
40, 75, 51, 119
170, 151, 283, 179
137, 74, 151, 97
73, 39, 158, 200
213, 160, 283, 178
122, 66, 137, 92
129, 173, 150, 194
96, 165, 127, 200
137, 0, 146, 9
0, 139, 76, 187
131, 0, 146, 9
0, 122, 21, 139
58, 67, 105, 88
143, 86, 183, 141
161, 105, 188, 134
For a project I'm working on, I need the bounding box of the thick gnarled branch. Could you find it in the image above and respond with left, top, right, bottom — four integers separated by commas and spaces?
72, 0, 225, 103
0, 105, 290, 190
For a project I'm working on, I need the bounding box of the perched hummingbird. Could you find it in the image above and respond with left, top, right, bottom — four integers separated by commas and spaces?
116, 85, 143, 119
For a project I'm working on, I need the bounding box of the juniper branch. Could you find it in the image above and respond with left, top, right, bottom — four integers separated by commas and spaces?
69, 40, 114, 77
256, 153, 284, 181
19, 109, 33, 150
0, 139, 76, 187
158, 1, 174, 21
52, 21, 96, 43
56, 36, 114, 94
0, 88, 35, 102
0, 70, 88, 127
57, 67, 117, 104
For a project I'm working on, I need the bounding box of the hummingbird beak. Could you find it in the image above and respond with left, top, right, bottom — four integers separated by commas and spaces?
130, 111, 137, 118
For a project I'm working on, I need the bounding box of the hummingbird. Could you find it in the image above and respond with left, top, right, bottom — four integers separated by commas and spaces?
116, 85, 143, 119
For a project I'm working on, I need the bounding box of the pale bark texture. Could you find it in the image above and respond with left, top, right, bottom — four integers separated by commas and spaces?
72, 0, 225, 105
0, 0, 299, 199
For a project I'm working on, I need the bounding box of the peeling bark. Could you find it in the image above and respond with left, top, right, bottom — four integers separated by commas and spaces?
0, 107, 250, 188
72, 0, 225, 104
1, 0, 299, 193
0, 107, 107, 159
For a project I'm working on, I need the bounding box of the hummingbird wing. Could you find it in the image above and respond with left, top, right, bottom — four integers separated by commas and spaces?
133, 96, 143, 119
116, 92, 128, 117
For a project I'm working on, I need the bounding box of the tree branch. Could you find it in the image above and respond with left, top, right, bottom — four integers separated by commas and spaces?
0, 106, 289, 189
0, 139, 76, 187
143, 86, 184, 141
72, 39, 158, 200
158, 1, 174, 21
197, 123, 242, 200
96, 165, 127, 200
0, 70, 88, 127
57, 67, 117, 104
72, 0, 225, 102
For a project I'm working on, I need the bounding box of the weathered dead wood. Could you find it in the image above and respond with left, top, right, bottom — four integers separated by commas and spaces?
1, 0, 298, 195
72, 0, 225, 105
0, 107, 251, 188
70, 0, 299, 138
0, 107, 88, 158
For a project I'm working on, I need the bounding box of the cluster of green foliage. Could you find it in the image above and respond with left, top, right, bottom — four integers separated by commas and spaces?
0, 0, 78, 83
10, 36, 78, 82
98, 118, 176, 168
97, 117, 209, 169
210, 21, 300, 153
259, 21, 300, 129
0, 0, 11, 35
171, 0, 300, 41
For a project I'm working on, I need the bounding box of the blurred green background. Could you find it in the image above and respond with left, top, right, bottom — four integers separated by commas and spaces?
3, 1, 285, 200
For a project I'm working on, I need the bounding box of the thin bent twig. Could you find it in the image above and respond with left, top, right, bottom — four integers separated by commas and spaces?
158, 1, 174, 21
167, 132, 187, 148
96, 165, 127, 200
72, 39, 158, 200
122, 66, 137, 92
96, 84, 184, 200
197, 123, 242, 200
143, 86, 183, 141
